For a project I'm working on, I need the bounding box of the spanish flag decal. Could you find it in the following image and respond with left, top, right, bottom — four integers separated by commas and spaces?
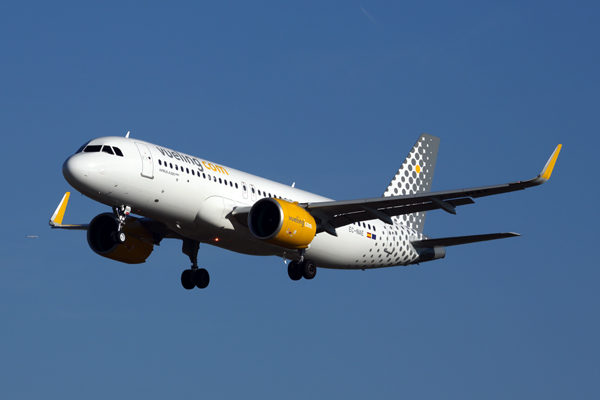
367, 232, 376, 240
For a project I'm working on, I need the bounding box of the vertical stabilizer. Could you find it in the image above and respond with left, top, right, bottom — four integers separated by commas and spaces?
383, 133, 440, 233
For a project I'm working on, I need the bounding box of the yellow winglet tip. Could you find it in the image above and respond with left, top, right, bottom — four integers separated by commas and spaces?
50, 192, 71, 225
540, 144, 562, 180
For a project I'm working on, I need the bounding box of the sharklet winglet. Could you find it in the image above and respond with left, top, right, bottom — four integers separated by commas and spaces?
540, 144, 562, 180
50, 192, 70, 226
49, 192, 88, 230
527, 144, 562, 186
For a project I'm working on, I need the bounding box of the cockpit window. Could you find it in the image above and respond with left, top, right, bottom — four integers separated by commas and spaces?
83, 145, 102, 153
81, 144, 124, 156
76, 141, 92, 153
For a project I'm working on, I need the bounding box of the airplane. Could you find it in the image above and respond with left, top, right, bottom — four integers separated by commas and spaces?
50, 133, 561, 290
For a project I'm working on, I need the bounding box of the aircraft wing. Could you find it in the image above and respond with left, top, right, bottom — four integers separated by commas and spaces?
302, 144, 561, 235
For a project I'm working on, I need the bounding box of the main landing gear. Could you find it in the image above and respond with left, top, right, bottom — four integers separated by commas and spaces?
181, 239, 210, 290
287, 250, 317, 281
111, 205, 130, 244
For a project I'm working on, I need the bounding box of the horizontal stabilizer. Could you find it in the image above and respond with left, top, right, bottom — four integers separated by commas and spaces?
411, 232, 520, 248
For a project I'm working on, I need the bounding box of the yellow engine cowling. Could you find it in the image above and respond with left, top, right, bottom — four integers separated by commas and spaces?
248, 198, 317, 249
87, 213, 154, 264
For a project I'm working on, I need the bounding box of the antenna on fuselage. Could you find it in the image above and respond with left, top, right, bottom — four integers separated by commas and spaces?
126, 131, 130, 138
291, 182, 295, 188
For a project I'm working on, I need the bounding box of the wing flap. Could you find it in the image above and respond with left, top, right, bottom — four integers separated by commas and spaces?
321, 197, 475, 230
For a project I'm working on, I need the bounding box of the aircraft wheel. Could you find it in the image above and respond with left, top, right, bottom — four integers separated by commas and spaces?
288, 261, 302, 281
194, 268, 210, 289
181, 269, 195, 290
113, 231, 126, 244
302, 259, 317, 280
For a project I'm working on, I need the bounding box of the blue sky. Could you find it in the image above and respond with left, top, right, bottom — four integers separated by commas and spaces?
1, 1, 599, 398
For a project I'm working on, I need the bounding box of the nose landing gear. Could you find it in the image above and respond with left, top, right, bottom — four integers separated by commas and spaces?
181, 239, 210, 290
111, 205, 130, 244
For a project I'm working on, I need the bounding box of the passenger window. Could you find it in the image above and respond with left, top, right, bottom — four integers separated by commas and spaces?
191, 170, 195, 176
235, 183, 238, 189
186, 168, 189, 174
175, 165, 178, 171
224, 179, 227, 185
202, 173, 206, 179
170, 163, 173, 169
219, 178, 222, 184
84, 145, 102, 153
113, 147, 124, 157
101, 146, 114, 155
158, 160, 162, 166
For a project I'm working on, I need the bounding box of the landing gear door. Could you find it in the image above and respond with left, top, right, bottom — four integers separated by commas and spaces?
135, 142, 154, 179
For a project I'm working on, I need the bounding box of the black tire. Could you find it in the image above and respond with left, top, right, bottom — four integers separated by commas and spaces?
302, 259, 317, 280
113, 231, 126, 244
181, 269, 195, 290
288, 261, 302, 281
194, 268, 210, 289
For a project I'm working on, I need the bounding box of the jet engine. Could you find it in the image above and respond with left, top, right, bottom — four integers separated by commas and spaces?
248, 198, 317, 249
87, 213, 154, 264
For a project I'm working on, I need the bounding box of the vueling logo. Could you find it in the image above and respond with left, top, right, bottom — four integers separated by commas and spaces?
156, 146, 228, 175
289, 216, 313, 229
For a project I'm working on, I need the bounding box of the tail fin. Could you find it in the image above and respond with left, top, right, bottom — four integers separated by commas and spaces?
383, 133, 440, 233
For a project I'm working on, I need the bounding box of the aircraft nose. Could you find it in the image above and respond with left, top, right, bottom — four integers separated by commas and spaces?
62, 154, 90, 189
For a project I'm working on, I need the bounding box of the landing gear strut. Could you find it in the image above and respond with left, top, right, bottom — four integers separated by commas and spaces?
181, 239, 210, 290
111, 205, 130, 244
287, 249, 317, 281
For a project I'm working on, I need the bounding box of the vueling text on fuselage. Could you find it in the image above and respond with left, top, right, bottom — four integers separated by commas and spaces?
202, 161, 229, 176
156, 147, 229, 175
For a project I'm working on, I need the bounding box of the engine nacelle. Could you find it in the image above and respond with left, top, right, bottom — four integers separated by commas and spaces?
248, 198, 317, 249
87, 213, 154, 264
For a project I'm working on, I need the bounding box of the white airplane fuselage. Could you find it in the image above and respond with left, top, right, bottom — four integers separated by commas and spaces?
63, 136, 424, 270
